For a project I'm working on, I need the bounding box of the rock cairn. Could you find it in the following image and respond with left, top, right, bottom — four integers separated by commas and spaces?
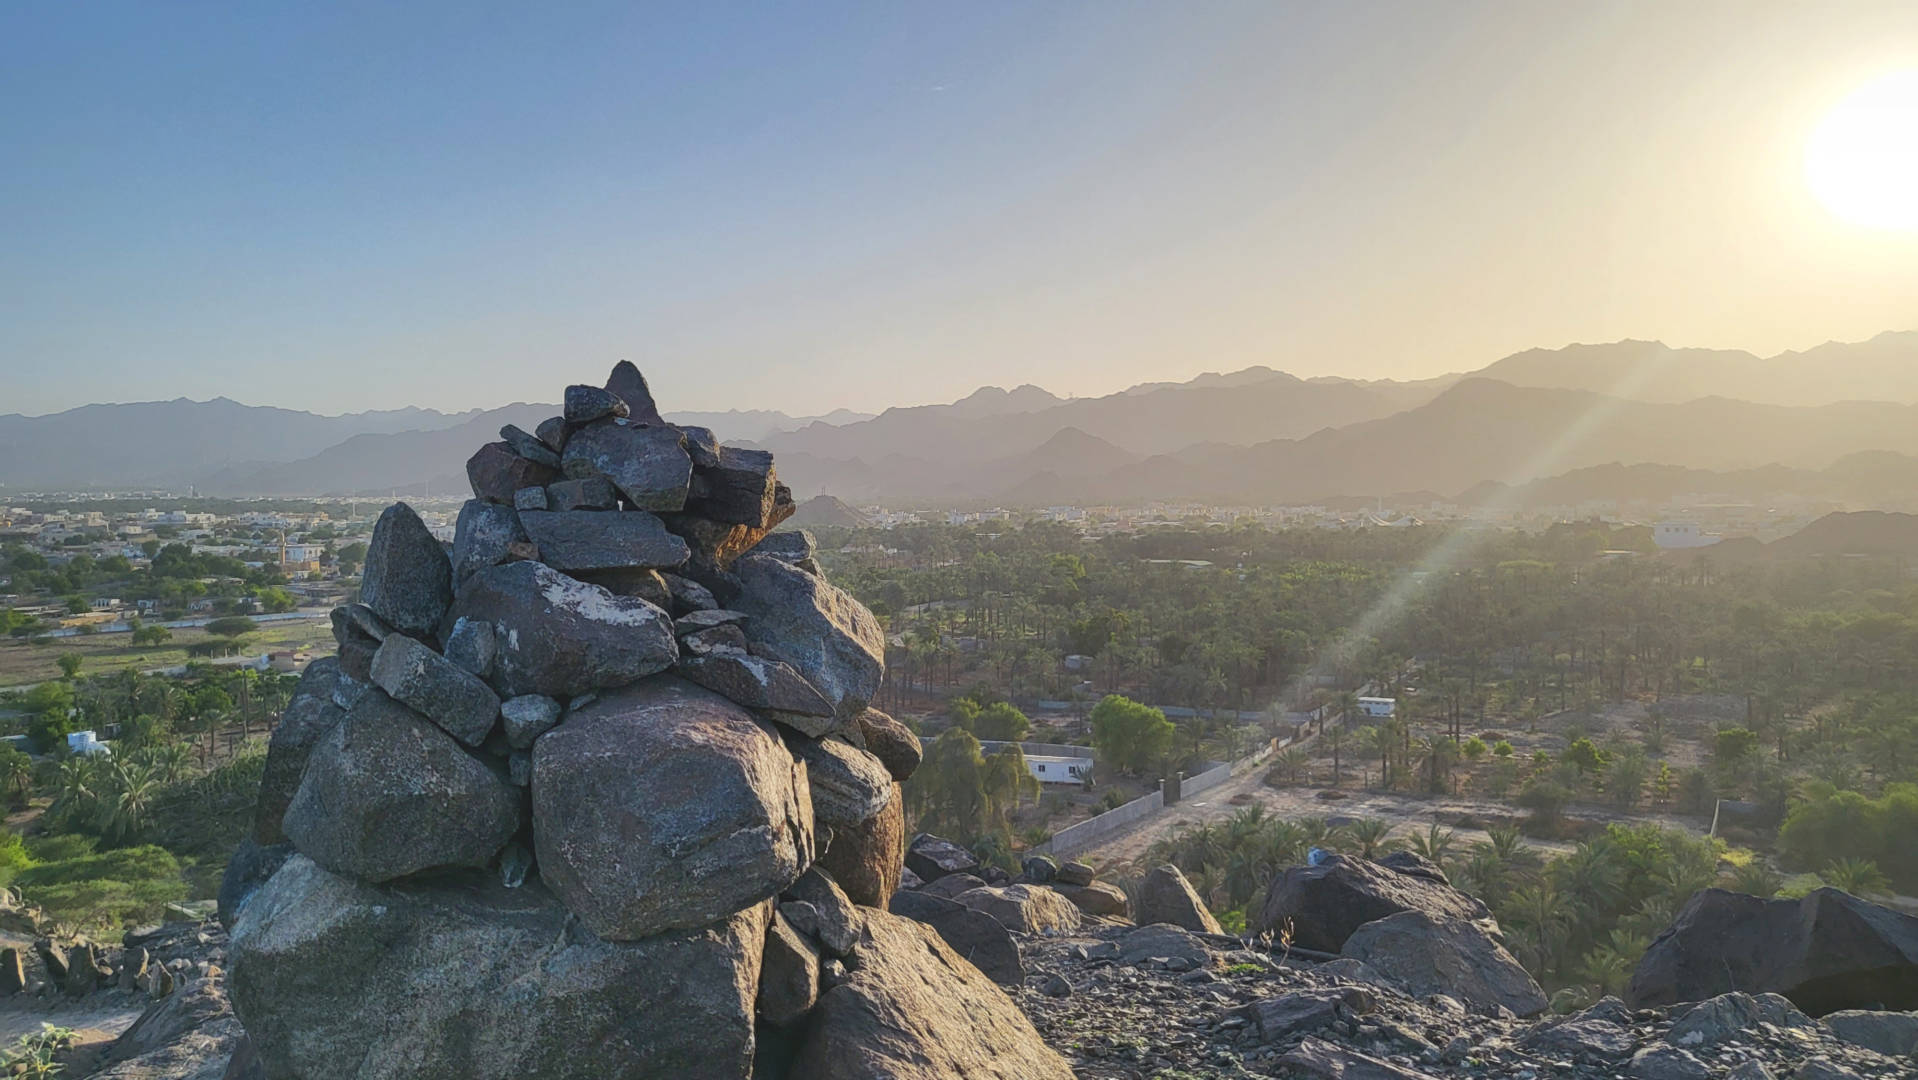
224, 364, 1069, 1080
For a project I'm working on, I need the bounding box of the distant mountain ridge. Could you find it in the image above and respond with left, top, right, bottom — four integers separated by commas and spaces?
6, 330, 1915, 500
1477, 331, 1918, 406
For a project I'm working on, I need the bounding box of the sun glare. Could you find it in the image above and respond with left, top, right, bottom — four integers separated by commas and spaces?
1805, 69, 1918, 230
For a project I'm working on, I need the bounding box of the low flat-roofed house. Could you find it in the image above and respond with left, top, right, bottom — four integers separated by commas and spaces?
1025, 754, 1092, 784
1356, 696, 1396, 718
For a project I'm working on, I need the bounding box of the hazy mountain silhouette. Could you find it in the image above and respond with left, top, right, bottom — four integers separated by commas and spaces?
13, 331, 1917, 498
1073, 379, 1918, 504
1475, 331, 1918, 406
0, 398, 478, 488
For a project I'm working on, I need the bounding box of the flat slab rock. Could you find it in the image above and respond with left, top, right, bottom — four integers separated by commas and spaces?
451, 559, 677, 698
904, 833, 980, 882
368, 633, 500, 746
784, 908, 1072, 1080
519, 508, 689, 571
230, 855, 769, 1080
1280, 1036, 1440, 1080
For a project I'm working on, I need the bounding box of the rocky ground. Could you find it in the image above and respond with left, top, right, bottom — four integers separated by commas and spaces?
42, 914, 1918, 1079
1012, 923, 1918, 1080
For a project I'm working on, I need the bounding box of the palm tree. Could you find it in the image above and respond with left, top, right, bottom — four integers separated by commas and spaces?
1, 753, 34, 805
1821, 857, 1891, 898
1271, 748, 1309, 786
104, 760, 159, 844
1502, 880, 1571, 979
1723, 859, 1783, 898
1406, 824, 1458, 868
1351, 725, 1390, 788
1325, 724, 1347, 786
1346, 818, 1398, 859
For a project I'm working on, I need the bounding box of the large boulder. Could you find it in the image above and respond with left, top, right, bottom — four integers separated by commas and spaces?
561, 421, 691, 512
854, 708, 921, 783
788, 737, 893, 833
816, 783, 904, 908
518, 509, 689, 572
281, 692, 522, 883
730, 554, 885, 719
1056, 881, 1130, 918
1255, 852, 1495, 953
467, 441, 559, 505
953, 884, 1082, 935
531, 677, 813, 941
450, 499, 526, 585
367, 633, 500, 747
450, 560, 677, 698
784, 908, 1073, 1079
252, 658, 351, 844
1628, 887, 1918, 1015
686, 447, 779, 528
1137, 864, 1222, 934
1339, 909, 1548, 1017
888, 890, 1023, 984
358, 502, 453, 638
230, 855, 768, 1080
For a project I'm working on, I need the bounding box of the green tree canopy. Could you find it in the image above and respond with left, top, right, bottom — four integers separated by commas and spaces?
1090, 694, 1174, 774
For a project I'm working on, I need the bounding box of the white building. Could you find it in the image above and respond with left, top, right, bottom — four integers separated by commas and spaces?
1356, 696, 1397, 718
1025, 755, 1092, 784
67, 731, 112, 757
1654, 521, 1720, 549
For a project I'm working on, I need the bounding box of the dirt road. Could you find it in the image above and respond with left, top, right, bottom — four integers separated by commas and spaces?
1075, 761, 1708, 868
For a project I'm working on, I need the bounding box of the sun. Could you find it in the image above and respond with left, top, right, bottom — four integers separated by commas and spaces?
1805, 69, 1918, 230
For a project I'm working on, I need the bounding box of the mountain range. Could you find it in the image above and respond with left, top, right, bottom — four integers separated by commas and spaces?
4, 332, 1916, 506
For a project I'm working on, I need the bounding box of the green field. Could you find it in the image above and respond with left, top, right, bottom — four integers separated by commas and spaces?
0, 616, 337, 689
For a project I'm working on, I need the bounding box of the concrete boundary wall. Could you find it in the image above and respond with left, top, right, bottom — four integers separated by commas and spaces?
1181, 761, 1234, 798
1029, 789, 1163, 859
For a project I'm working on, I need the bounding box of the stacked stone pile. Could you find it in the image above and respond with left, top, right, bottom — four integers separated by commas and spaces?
223, 364, 1069, 1080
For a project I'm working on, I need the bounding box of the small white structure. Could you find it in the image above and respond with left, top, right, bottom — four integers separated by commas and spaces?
1025, 755, 1092, 784
1356, 696, 1397, 718
1654, 521, 1719, 549
66, 731, 112, 757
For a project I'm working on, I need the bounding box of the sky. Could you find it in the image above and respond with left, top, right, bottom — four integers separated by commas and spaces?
3, 1, 1917, 418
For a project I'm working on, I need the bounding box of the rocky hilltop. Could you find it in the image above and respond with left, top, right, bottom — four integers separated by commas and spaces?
213, 363, 1069, 1079
49, 361, 1918, 1078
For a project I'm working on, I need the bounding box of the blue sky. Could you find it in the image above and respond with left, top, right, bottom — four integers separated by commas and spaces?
3, 2, 1916, 417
